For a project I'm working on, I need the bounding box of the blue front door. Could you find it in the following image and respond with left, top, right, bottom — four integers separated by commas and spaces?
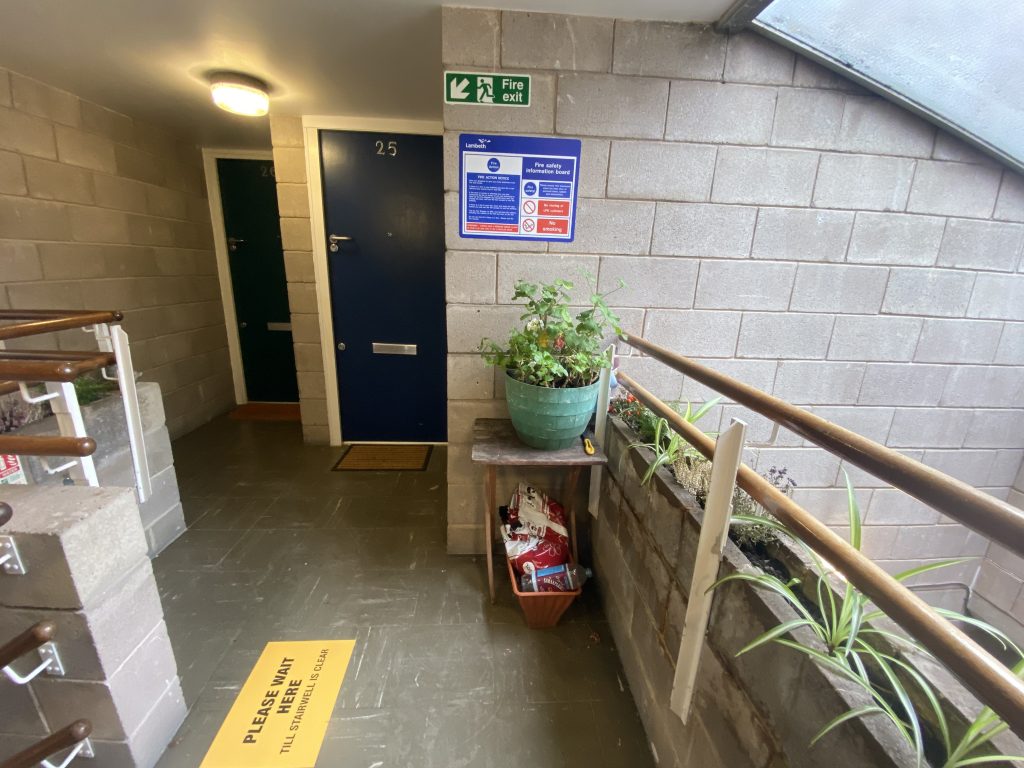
320, 130, 447, 442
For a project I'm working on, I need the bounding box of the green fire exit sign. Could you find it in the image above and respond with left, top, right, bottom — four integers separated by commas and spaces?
444, 72, 531, 107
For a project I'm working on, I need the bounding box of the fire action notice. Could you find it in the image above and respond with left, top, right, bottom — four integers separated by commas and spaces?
459, 134, 581, 242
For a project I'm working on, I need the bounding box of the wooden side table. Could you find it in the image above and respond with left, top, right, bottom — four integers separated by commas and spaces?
470, 418, 608, 603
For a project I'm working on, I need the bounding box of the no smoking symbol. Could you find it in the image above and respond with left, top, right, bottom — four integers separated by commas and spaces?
522, 218, 536, 233
522, 199, 536, 215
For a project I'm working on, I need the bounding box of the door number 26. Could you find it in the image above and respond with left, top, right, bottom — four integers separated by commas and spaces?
375, 140, 398, 157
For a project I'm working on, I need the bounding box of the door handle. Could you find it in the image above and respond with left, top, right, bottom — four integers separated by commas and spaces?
328, 234, 353, 253
227, 237, 245, 252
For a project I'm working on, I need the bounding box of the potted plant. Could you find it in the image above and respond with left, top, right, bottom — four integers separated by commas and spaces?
479, 276, 620, 450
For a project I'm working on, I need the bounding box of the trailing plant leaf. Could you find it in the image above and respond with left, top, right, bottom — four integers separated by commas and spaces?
941, 659, 1024, 767
811, 705, 890, 747
713, 476, 1024, 767
630, 398, 720, 487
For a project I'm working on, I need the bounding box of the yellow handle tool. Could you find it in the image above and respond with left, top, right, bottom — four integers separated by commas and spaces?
582, 437, 595, 455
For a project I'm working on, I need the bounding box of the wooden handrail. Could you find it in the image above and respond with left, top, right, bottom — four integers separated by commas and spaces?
0, 621, 56, 671
0, 502, 11, 529
0, 720, 91, 768
621, 333, 1024, 558
0, 310, 122, 342
0, 351, 117, 383
618, 370, 1024, 738
0, 436, 96, 457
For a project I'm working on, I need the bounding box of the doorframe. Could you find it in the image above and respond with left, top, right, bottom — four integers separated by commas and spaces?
201, 147, 276, 405
301, 115, 444, 446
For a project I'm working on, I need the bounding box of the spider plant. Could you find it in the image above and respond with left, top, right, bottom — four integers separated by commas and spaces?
631, 398, 720, 486
939, 658, 1024, 767
716, 473, 1023, 766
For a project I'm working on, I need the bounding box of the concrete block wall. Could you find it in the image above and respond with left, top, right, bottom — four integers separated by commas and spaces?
0, 484, 185, 767
0, 67, 233, 438
16, 382, 185, 556
592, 417, 915, 767
269, 115, 329, 444
440, 6, 1024, 612
969, 464, 1024, 645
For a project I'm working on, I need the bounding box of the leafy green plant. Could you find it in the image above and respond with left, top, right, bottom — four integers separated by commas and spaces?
716, 473, 1023, 766
731, 466, 797, 551
609, 393, 662, 443
633, 416, 685, 486
479, 276, 621, 388
631, 399, 720, 486
73, 375, 116, 405
939, 659, 1024, 767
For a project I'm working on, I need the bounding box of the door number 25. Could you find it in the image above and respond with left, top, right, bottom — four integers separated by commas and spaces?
375, 140, 398, 157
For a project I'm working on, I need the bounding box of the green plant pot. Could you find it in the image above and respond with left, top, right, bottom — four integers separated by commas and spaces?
504, 371, 600, 450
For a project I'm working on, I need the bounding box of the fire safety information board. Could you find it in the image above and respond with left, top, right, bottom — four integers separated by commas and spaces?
459, 134, 581, 242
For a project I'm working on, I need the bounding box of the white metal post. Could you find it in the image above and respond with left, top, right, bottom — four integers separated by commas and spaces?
44, 382, 99, 487
670, 418, 747, 722
588, 344, 615, 517
108, 325, 151, 503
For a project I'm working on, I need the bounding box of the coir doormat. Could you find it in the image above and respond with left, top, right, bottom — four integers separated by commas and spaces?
332, 444, 433, 471
229, 403, 302, 422
200, 639, 355, 768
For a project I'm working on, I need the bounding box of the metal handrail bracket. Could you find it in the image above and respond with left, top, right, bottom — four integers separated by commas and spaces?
41, 739, 94, 768
0, 535, 26, 575
3, 642, 64, 684
3, 719, 94, 768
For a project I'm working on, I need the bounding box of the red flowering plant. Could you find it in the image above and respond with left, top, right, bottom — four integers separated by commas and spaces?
479, 276, 621, 388
608, 393, 660, 440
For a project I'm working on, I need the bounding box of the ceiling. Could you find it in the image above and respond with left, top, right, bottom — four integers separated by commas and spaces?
0, 0, 732, 148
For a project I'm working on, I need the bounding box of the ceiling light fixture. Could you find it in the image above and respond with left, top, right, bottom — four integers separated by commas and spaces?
208, 71, 269, 117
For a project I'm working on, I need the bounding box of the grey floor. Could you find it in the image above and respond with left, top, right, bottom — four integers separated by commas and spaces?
153, 417, 654, 767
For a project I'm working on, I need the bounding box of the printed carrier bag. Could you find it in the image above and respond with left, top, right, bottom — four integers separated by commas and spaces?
500, 483, 570, 576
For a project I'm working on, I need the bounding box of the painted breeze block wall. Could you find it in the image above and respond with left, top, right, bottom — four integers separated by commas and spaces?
0, 67, 232, 437
16, 382, 185, 556
440, 8, 1024, 634
594, 417, 919, 767
0, 484, 186, 767
268, 115, 330, 444
971, 466, 1024, 644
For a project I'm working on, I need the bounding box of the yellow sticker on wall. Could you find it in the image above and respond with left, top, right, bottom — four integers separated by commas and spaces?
200, 640, 355, 768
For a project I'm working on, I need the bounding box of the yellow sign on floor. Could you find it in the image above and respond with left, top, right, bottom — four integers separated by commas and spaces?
200, 640, 355, 768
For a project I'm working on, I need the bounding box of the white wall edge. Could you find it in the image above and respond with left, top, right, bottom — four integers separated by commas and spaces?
201, 147, 274, 406
302, 125, 344, 445
302, 114, 443, 135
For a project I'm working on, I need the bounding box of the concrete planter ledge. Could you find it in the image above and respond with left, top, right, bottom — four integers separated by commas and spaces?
14, 382, 185, 556
596, 415, 928, 767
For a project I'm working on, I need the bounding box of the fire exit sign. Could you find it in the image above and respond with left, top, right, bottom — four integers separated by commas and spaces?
444, 72, 531, 107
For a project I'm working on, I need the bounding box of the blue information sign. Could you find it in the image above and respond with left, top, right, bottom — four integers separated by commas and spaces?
459, 134, 581, 242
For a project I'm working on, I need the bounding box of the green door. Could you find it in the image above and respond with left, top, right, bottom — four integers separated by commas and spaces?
217, 158, 299, 402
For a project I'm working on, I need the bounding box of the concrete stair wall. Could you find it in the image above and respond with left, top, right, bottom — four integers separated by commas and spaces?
17, 381, 186, 556
0, 483, 185, 767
